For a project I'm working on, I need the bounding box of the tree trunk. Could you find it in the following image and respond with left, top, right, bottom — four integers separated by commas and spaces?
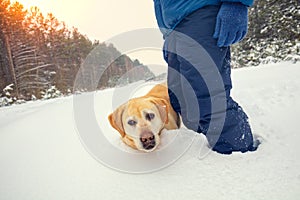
4, 34, 19, 97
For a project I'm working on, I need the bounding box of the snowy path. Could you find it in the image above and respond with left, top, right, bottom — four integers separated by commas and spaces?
0, 62, 300, 200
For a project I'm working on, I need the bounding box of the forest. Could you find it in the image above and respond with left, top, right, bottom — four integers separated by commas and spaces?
0, 0, 154, 104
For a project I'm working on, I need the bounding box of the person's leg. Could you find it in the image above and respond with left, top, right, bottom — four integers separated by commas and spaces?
165, 35, 201, 132
166, 5, 256, 154
165, 49, 182, 115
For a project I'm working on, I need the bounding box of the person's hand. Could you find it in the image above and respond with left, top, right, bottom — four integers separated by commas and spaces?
213, 2, 248, 47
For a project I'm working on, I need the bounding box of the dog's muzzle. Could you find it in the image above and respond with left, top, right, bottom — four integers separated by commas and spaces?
140, 131, 156, 150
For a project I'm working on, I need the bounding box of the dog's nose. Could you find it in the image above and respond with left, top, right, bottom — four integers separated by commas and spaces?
140, 132, 156, 150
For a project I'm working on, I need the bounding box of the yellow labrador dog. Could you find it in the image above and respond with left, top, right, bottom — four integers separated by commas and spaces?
108, 83, 180, 152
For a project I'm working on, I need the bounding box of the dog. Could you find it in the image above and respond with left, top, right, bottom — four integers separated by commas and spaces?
108, 83, 180, 152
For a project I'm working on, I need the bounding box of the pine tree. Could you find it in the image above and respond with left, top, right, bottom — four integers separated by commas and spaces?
10, 5, 52, 98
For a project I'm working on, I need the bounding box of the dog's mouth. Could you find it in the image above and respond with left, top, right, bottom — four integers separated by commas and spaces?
142, 141, 156, 150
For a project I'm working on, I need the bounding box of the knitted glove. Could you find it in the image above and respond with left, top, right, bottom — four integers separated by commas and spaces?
213, 2, 248, 47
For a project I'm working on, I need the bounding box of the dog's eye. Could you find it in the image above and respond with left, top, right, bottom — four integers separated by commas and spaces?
128, 120, 137, 126
146, 113, 155, 121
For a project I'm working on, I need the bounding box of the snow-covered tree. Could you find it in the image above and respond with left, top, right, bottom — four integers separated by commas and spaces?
40, 85, 62, 100
0, 84, 15, 107
232, 0, 300, 67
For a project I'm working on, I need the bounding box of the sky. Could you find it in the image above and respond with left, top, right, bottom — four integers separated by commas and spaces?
13, 0, 167, 75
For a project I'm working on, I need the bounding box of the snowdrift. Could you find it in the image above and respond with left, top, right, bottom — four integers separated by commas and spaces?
0, 62, 300, 200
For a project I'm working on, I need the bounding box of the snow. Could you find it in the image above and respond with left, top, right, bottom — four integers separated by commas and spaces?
1, 62, 300, 200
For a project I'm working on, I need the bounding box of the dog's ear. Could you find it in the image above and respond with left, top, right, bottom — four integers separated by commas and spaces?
108, 104, 126, 137
150, 98, 169, 124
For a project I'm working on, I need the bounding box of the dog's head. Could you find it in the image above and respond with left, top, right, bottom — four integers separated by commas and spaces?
108, 97, 168, 152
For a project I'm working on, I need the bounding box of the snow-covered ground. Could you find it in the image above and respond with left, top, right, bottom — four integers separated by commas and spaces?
1, 62, 300, 200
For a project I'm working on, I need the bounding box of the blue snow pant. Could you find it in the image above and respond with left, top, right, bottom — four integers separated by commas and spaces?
164, 5, 256, 154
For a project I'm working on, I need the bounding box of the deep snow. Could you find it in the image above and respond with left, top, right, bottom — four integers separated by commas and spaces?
0, 62, 300, 200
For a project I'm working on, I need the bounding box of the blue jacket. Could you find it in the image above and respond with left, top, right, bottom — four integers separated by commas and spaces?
154, 0, 254, 37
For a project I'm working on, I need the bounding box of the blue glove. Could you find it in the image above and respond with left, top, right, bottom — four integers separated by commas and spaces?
213, 2, 248, 47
